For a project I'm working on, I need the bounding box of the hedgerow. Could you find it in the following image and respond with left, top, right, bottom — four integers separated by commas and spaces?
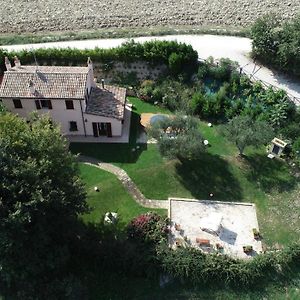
0, 40, 198, 76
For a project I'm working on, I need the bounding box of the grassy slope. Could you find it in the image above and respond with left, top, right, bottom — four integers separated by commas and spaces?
74, 98, 300, 299
79, 163, 165, 227
0, 25, 249, 46
72, 97, 299, 246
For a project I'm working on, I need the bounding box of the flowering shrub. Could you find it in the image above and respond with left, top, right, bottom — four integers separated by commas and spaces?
127, 212, 168, 243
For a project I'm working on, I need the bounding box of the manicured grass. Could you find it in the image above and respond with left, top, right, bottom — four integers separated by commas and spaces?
127, 96, 171, 115
79, 163, 166, 227
71, 100, 299, 247
74, 100, 299, 300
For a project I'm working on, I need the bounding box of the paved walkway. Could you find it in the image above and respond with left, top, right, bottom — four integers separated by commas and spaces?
2, 34, 300, 105
79, 155, 169, 209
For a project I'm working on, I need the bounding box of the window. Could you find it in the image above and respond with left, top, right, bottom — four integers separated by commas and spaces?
65, 100, 74, 110
13, 98, 22, 109
69, 121, 78, 132
35, 99, 52, 110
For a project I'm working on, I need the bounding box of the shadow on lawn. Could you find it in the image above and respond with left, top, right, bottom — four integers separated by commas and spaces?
69, 111, 148, 163
245, 154, 297, 193
175, 153, 242, 201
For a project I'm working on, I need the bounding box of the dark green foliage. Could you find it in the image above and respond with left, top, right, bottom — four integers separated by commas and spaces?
150, 214, 300, 289
251, 14, 300, 77
127, 212, 168, 243
168, 52, 184, 76
223, 116, 274, 155
138, 79, 195, 111
148, 114, 205, 160
0, 113, 87, 298
0, 40, 198, 76
292, 137, 300, 166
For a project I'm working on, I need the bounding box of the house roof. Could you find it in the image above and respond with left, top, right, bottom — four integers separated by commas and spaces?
0, 65, 88, 99
86, 85, 127, 120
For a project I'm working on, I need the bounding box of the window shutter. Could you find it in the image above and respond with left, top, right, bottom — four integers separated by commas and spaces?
35, 100, 41, 110
92, 122, 99, 137
47, 100, 52, 109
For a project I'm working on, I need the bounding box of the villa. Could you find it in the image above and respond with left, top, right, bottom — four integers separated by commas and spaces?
0, 57, 127, 139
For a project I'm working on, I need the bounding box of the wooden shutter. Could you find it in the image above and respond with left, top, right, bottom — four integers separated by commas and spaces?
106, 123, 112, 137
92, 122, 99, 137
47, 100, 52, 109
35, 100, 41, 110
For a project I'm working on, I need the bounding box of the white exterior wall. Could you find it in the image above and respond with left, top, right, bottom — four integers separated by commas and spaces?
84, 113, 123, 136
2, 98, 85, 135
2, 97, 122, 137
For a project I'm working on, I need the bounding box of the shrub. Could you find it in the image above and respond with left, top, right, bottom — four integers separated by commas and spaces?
0, 40, 198, 75
251, 14, 300, 77
127, 212, 167, 243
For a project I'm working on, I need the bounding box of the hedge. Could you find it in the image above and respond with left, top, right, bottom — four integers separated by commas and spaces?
251, 14, 300, 78
0, 40, 198, 75
157, 242, 300, 288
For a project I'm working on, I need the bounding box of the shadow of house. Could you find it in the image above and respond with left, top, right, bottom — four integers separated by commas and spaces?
245, 154, 297, 193
69, 111, 147, 164
175, 153, 242, 201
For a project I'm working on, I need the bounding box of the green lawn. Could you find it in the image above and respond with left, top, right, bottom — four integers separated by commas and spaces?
71, 98, 300, 246
128, 96, 171, 115
79, 163, 166, 227
73, 98, 300, 299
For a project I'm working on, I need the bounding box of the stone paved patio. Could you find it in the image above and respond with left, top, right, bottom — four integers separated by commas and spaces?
169, 198, 263, 259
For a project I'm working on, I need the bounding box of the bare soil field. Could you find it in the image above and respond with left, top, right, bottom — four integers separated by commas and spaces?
0, 0, 299, 34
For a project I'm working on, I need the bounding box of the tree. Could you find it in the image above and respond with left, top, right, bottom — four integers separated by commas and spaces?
168, 52, 183, 76
0, 113, 87, 297
251, 14, 280, 63
148, 114, 205, 160
223, 115, 273, 156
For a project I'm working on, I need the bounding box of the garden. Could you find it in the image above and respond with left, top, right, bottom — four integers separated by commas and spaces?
69, 50, 300, 298
1, 40, 299, 299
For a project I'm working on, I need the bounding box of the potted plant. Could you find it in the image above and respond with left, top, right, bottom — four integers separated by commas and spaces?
252, 228, 261, 239
243, 245, 253, 254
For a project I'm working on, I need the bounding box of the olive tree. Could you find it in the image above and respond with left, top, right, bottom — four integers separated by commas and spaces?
223, 115, 273, 156
148, 114, 205, 161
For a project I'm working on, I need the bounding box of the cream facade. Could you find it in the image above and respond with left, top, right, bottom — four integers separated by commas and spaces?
0, 57, 126, 140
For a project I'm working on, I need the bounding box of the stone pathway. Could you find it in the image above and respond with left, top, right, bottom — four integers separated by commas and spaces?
79, 155, 169, 209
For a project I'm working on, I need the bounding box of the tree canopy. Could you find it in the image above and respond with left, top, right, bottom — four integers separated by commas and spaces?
0, 113, 87, 297
223, 115, 274, 156
148, 114, 205, 160
251, 14, 300, 77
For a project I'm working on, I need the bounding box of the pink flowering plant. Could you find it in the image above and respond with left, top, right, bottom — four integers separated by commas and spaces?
127, 212, 168, 243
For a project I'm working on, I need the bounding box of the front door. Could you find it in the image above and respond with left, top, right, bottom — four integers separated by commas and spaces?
92, 122, 112, 137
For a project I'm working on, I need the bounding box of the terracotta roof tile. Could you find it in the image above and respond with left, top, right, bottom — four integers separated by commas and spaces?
0, 65, 88, 99
86, 85, 126, 120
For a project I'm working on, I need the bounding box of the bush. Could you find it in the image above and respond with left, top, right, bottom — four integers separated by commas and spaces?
0, 40, 198, 75
251, 14, 300, 77
127, 212, 167, 243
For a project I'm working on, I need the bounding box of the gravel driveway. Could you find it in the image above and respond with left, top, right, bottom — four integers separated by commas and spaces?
0, 0, 299, 33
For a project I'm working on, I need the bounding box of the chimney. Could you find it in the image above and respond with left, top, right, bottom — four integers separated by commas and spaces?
14, 56, 21, 68
87, 57, 96, 88
101, 79, 105, 89
87, 57, 93, 70
4, 57, 12, 71
29, 80, 35, 95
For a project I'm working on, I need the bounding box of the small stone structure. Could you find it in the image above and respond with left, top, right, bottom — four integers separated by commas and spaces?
270, 138, 287, 157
